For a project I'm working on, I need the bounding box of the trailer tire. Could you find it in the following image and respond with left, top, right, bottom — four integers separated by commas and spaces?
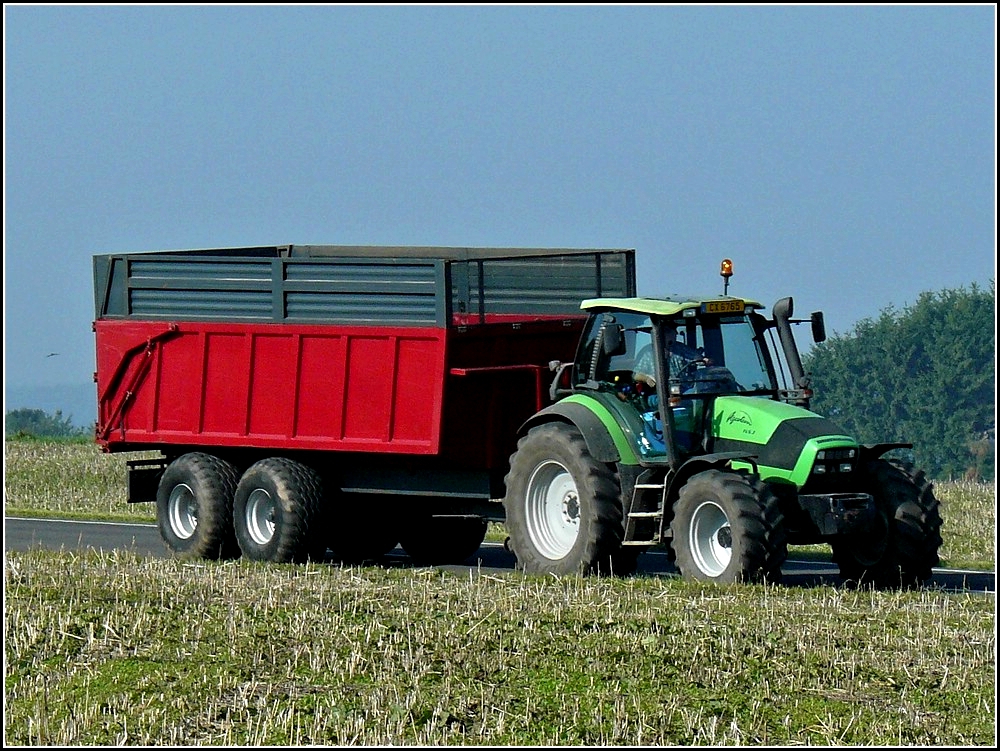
399, 516, 488, 565
670, 469, 786, 583
831, 458, 942, 589
156, 452, 240, 560
234, 458, 328, 563
504, 422, 634, 576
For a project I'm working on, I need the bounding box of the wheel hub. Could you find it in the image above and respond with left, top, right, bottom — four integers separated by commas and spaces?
562, 491, 580, 524
717, 526, 733, 549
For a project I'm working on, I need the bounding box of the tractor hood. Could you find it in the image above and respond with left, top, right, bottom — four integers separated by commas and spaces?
710, 396, 858, 486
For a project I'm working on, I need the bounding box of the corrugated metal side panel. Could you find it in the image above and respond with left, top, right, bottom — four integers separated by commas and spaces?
127, 257, 275, 320
99, 255, 446, 325
95, 320, 446, 454
283, 260, 442, 324
454, 251, 634, 317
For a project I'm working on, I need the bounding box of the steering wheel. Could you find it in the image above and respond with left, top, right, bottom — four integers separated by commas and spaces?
675, 356, 711, 379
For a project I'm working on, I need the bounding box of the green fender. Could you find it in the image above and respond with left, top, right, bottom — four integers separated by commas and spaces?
520, 394, 641, 465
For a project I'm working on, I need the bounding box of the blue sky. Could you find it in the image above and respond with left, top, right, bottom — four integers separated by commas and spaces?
3, 5, 996, 418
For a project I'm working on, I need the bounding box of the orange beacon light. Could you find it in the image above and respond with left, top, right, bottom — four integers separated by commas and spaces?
720, 258, 733, 294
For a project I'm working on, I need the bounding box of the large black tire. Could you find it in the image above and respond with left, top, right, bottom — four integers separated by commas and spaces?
233, 458, 327, 563
669, 469, 786, 584
156, 452, 240, 560
503, 422, 635, 576
399, 515, 488, 565
831, 458, 942, 589
328, 494, 401, 563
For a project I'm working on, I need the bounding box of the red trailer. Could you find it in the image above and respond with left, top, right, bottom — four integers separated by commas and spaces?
94, 244, 635, 564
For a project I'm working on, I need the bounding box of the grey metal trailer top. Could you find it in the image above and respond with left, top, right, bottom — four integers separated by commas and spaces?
94, 244, 637, 327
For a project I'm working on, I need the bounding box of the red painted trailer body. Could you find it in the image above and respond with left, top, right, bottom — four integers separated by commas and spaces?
96, 320, 449, 454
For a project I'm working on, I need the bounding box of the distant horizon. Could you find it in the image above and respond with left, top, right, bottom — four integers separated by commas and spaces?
5, 382, 98, 428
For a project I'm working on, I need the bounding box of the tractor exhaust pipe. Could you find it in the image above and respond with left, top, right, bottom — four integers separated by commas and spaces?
772, 297, 807, 388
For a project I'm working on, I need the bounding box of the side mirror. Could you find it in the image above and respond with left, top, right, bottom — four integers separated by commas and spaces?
602, 323, 627, 356
811, 311, 826, 343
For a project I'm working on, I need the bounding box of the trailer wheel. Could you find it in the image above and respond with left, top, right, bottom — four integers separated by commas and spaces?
670, 469, 786, 584
831, 458, 942, 589
156, 452, 240, 560
399, 515, 488, 565
504, 422, 633, 576
233, 458, 327, 563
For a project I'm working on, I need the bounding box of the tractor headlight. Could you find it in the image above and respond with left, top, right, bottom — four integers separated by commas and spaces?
812, 448, 858, 474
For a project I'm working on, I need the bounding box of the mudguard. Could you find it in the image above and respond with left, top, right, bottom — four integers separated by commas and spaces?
859, 442, 913, 465
664, 451, 759, 507
520, 399, 632, 464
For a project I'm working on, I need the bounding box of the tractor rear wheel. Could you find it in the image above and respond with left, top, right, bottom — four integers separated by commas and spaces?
233, 458, 327, 563
156, 452, 240, 560
831, 458, 942, 589
670, 469, 786, 583
504, 422, 635, 576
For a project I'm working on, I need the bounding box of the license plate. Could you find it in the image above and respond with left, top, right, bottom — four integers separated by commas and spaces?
703, 299, 745, 314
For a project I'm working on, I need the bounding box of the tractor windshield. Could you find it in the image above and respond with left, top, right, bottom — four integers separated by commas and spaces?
681, 313, 773, 395
580, 311, 773, 397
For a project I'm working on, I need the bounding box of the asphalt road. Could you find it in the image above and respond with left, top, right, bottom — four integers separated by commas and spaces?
4, 516, 994, 595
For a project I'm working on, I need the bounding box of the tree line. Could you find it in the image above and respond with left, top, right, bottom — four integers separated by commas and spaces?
5, 408, 91, 439
803, 281, 995, 481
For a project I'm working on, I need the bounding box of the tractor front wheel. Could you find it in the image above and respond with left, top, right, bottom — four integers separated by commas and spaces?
831, 459, 942, 589
670, 469, 786, 583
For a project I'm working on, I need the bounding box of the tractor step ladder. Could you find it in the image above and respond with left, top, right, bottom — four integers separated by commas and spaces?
622, 480, 666, 546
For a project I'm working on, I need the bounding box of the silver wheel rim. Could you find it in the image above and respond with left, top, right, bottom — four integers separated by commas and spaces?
689, 500, 733, 577
525, 460, 580, 560
167, 483, 198, 540
245, 488, 277, 546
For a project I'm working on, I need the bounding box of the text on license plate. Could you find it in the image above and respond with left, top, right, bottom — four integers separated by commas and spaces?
703, 299, 745, 314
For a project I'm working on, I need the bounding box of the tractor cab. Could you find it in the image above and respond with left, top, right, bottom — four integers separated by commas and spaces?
570, 295, 775, 463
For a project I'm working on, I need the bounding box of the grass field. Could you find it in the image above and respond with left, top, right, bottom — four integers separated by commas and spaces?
3, 437, 997, 745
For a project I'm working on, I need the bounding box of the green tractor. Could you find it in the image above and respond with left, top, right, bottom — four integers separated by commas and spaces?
503, 265, 943, 588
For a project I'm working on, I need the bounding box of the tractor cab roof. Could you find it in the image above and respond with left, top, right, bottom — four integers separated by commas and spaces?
580, 295, 763, 317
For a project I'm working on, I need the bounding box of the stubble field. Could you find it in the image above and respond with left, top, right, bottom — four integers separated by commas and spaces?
3, 437, 997, 745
